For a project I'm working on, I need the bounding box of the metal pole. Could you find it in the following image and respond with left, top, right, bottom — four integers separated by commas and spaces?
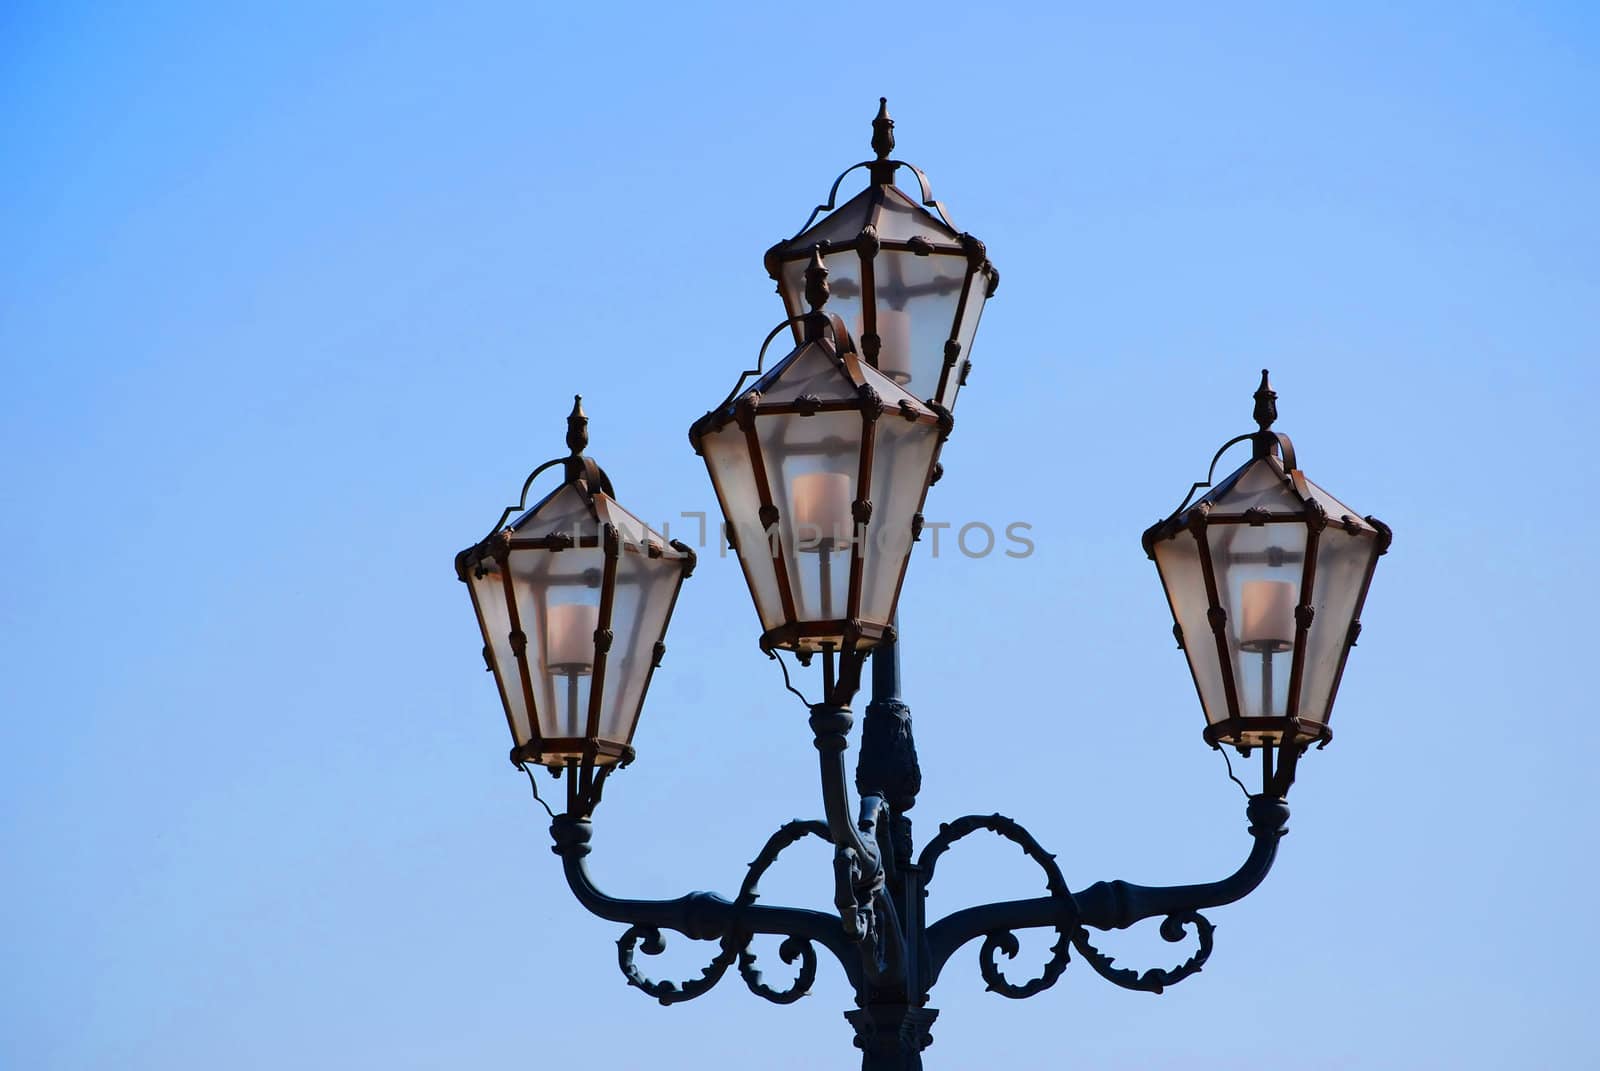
860, 617, 920, 864
853, 617, 934, 1068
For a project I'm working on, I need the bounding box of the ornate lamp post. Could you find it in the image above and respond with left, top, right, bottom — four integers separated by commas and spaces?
454, 103, 1389, 1070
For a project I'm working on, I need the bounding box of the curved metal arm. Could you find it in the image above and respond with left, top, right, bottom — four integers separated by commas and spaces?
550, 815, 863, 992
811, 706, 880, 872
922, 796, 1288, 989
809, 706, 896, 951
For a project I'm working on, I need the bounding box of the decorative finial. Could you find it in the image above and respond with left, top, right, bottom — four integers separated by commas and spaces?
1252, 369, 1278, 431
566, 394, 589, 455
871, 97, 895, 160
804, 246, 830, 311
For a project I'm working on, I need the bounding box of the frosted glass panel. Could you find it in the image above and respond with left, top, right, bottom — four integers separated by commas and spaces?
859, 415, 938, 624
1295, 527, 1378, 727
510, 484, 593, 539
598, 551, 682, 747
1154, 530, 1230, 728
508, 543, 605, 752
757, 344, 852, 404
702, 422, 784, 631
467, 562, 532, 749
942, 272, 988, 409
873, 251, 966, 405
1207, 521, 1308, 724
874, 186, 957, 242
758, 410, 860, 644
793, 186, 878, 248
1202, 457, 1302, 516
1300, 476, 1364, 527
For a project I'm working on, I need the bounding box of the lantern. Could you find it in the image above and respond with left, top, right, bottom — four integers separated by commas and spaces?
1142, 372, 1390, 764
764, 99, 996, 411
455, 397, 694, 813
689, 252, 951, 660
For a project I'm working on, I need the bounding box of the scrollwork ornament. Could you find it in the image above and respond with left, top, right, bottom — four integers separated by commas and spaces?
979, 927, 1072, 999
616, 925, 738, 1006
1070, 910, 1216, 995
918, 813, 1075, 998
612, 819, 833, 1006
738, 935, 818, 1004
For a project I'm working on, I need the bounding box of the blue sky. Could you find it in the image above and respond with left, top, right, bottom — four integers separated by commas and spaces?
3, 3, 1597, 1068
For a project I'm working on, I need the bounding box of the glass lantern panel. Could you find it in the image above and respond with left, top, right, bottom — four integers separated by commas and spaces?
594, 495, 658, 550
466, 559, 532, 749
596, 548, 682, 747
1153, 530, 1231, 728
942, 269, 989, 410
757, 409, 861, 635
756, 343, 852, 405
1207, 520, 1310, 722
1295, 526, 1379, 728
859, 413, 938, 625
1300, 475, 1363, 527
507, 543, 605, 752
874, 186, 958, 243
873, 251, 966, 404
1200, 457, 1303, 517
701, 421, 785, 632
791, 186, 879, 249
512, 483, 595, 539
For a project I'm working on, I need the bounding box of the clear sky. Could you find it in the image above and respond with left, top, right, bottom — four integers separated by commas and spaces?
4, 3, 1598, 1069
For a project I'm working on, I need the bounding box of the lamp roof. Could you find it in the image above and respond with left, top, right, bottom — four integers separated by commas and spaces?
1191, 453, 1374, 534
509, 480, 682, 556
690, 322, 944, 446
776, 181, 961, 255
1143, 371, 1390, 556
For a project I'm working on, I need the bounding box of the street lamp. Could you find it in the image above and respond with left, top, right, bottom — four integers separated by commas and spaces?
764, 98, 996, 410
454, 102, 1389, 1070
689, 248, 951, 700
1143, 370, 1391, 797
455, 396, 695, 817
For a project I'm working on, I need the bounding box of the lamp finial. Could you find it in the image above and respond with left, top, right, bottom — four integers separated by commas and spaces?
804, 246, 830, 311
566, 394, 589, 456
1252, 369, 1278, 432
871, 97, 895, 160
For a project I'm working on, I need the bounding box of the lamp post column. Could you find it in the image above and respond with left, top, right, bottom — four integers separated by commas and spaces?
851, 622, 934, 1070
859, 625, 920, 864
